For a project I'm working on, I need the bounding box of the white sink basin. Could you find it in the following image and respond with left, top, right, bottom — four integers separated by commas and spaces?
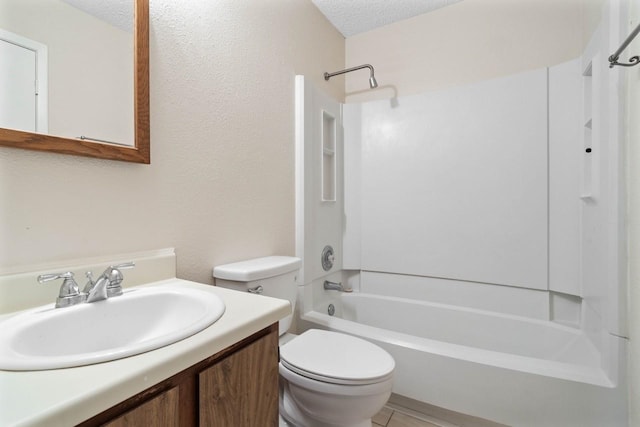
0, 285, 225, 370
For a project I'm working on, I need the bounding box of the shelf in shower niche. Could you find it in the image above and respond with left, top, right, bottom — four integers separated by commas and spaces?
584, 118, 592, 129
321, 110, 336, 202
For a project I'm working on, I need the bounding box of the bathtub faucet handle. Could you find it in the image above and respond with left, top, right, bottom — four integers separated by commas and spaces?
321, 246, 335, 271
323, 280, 352, 293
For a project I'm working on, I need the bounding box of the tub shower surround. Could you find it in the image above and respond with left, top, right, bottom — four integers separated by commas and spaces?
295, 4, 627, 424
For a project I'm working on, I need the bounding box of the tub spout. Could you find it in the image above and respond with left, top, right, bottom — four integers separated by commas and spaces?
323, 280, 352, 292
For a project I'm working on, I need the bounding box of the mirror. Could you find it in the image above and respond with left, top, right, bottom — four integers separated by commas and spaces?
0, 0, 149, 164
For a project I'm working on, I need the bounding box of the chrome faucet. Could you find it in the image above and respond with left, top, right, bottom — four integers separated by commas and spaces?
38, 271, 86, 308
84, 262, 135, 303
39, 262, 135, 308
323, 280, 352, 293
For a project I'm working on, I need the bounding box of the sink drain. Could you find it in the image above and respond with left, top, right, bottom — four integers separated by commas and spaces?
328, 304, 335, 316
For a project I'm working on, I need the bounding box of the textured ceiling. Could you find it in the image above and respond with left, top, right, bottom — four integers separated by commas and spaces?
60, 0, 133, 33
311, 0, 463, 37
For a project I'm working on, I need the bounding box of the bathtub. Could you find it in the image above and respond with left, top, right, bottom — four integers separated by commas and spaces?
299, 290, 627, 427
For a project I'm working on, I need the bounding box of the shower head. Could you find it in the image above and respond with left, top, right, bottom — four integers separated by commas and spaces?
324, 64, 378, 90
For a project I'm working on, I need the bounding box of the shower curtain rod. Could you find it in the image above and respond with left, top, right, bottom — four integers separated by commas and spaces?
609, 22, 640, 68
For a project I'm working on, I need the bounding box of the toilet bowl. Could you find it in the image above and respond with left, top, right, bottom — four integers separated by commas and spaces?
213, 256, 395, 427
279, 329, 394, 427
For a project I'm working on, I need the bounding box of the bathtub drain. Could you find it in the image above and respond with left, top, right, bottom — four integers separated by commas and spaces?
327, 304, 335, 316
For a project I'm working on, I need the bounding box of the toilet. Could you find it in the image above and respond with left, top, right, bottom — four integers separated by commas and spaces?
213, 256, 395, 427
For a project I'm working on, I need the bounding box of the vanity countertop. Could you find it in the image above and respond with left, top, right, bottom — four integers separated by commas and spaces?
0, 279, 290, 427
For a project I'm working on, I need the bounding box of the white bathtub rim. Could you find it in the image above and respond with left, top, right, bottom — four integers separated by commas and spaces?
301, 311, 614, 388
335, 292, 601, 363
331, 292, 584, 334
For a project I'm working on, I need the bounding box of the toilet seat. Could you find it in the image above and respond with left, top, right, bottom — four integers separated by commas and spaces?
280, 329, 395, 386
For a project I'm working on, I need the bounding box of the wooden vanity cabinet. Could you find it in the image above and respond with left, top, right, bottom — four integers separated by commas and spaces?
103, 387, 181, 426
199, 325, 279, 425
79, 324, 279, 427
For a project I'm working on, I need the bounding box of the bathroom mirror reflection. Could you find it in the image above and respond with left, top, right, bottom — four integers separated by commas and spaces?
0, 0, 149, 163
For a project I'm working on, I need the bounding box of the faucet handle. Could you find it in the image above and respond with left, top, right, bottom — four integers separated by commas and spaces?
111, 262, 135, 271
37, 271, 73, 283
105, 262, 135, 297
37, 271, 86, 308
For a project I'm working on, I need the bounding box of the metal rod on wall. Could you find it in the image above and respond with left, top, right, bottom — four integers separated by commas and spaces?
324, 64, 378, 89
609, 22, 640, 68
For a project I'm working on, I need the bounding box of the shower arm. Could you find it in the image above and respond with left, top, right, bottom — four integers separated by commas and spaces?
324, 64, 378, 88
324, 64, 375, 80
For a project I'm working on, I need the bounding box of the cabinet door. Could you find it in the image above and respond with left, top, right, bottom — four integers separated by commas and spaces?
103, 386, 180, 427
199, 330, 279, 427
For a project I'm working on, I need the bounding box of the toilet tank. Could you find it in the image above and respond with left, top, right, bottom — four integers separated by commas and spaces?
213, 256, 301, 335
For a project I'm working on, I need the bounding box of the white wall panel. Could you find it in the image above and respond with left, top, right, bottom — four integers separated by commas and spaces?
359, 69, 548, 289
579, 0, 625, 339
343, 103, 362, 269
549, 59, 582, 296
360, 271, 550, 320
295, 76, 344, 285
580, 24, 610, 335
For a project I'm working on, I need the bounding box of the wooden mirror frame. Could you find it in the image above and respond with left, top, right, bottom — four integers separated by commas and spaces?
0, 0, 150, 164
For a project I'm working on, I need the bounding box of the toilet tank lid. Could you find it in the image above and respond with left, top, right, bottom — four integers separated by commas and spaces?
213, 256, 301, 281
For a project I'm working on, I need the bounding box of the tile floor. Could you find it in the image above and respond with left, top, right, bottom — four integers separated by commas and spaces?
279, 406, 452, 427
280, 398, 499, 427
279, 405, 454, 427
373, 405, 457, 427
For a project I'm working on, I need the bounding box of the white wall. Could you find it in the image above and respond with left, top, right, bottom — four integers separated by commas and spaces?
345, 0, 602, 103
627, 0, 640, 422
0, 0, 345, 285
0, 0, 134, 143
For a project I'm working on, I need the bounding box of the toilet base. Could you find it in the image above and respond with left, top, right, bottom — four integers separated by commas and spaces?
280, 389, 372, 427
280, 377, 381, 427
